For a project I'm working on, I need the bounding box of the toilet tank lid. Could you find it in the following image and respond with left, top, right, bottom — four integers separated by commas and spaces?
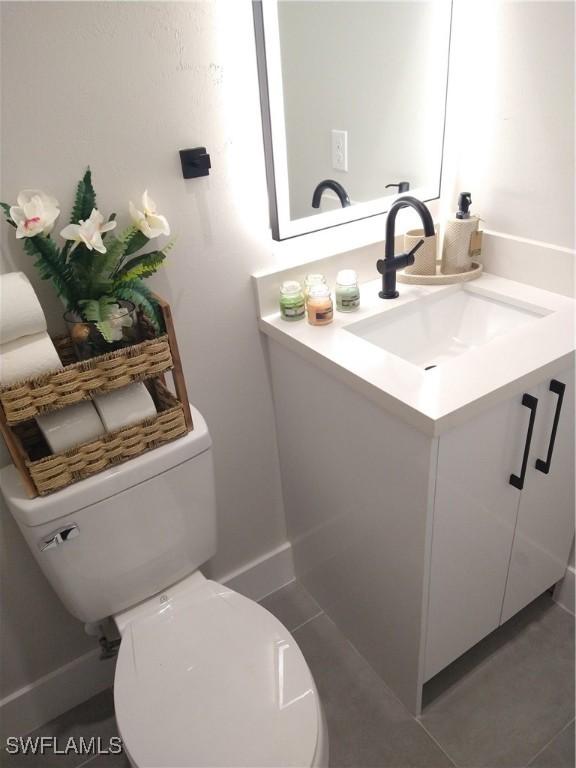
0, 404, 211, 529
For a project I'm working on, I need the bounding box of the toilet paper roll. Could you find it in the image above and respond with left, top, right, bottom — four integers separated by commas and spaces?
36, 401, 106, 454
0, 332, 63, 386
441, 217, 479, 274
0, 272, 47, 345
93, 382, 157, 433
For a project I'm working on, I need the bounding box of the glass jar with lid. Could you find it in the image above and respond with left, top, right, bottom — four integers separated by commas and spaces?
306, 283, 333, 326
279, 280, 305, 321
304, 273, 328, 298
335, 269, 360, 312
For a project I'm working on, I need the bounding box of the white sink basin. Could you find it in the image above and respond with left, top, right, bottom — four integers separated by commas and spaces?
345, 286, 549, 369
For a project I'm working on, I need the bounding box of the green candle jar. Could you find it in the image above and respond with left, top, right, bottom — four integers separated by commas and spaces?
335, 269, 360, 312
279, 280, 305, 321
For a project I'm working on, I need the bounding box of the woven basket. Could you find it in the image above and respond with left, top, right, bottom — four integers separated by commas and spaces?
0, 294, 193, 498
13, 379, 187, 496
0, 334, 173, 425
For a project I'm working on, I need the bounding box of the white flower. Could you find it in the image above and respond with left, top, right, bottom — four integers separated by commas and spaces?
129, 190, 170, 239
10, 190, 60, 239
60, 208, 116, 253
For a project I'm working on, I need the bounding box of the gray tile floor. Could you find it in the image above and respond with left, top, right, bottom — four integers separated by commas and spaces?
3, 582, 574, 768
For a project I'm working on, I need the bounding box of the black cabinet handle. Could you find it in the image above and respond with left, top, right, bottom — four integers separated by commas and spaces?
535, 379, 565, 475
510, 394, 538, 490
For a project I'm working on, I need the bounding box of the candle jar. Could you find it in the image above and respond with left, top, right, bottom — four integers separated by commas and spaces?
307, 283, 333, 325
279, 280, 305, 322
335, 269, 360, 312
304, 273, 328, 298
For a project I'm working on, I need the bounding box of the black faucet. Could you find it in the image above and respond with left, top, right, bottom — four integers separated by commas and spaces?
377, 196, 435, 299
311, 179, 351, 209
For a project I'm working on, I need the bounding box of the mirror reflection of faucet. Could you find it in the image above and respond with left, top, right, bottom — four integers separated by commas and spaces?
311, 179, 351, 209
385, 181, 410, 193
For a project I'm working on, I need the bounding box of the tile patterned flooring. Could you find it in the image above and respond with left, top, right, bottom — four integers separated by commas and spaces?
3, 582, 574, 768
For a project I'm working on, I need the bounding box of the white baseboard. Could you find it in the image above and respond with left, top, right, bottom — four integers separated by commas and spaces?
553, 565, 575, 616
219, 540, 295, 601
0, 649, 116, 746
0, 541, 295, 741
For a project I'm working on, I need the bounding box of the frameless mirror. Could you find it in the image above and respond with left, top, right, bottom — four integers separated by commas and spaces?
254, 0, 453, 240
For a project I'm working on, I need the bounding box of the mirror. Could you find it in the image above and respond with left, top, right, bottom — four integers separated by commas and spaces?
254, 0, 453, 240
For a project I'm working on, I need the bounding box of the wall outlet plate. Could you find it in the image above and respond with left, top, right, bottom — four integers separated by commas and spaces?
331, 129, 348, 172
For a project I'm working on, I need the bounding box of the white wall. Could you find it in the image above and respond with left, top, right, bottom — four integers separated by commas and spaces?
442, 0, 575, 296
278, 0, 449, 219
0, 0, 287, 701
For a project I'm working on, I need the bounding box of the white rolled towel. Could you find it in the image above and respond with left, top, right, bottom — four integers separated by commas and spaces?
0, 272, 47, 345
0, 332, 63, 386
93, 382, 157, 432
36, 401, 106, 454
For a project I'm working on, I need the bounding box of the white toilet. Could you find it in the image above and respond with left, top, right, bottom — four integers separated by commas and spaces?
0, 405, 328, 768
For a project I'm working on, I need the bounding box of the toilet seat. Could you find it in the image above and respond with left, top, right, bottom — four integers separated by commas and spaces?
114, 573, 322, 767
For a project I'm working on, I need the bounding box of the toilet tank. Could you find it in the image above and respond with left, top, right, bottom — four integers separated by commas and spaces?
0, 405, 217, 623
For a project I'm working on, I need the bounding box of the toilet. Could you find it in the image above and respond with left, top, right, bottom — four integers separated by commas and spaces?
0, 405, 328, 767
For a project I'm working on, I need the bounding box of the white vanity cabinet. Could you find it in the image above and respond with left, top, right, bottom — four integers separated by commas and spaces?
424, 365, 575, 681
266, 337, 574, 714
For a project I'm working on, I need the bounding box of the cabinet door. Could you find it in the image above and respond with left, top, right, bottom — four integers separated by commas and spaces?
424, 397, 523, 682
501, 366, 575, 624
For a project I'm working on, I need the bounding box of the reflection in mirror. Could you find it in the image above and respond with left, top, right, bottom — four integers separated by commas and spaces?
254, 0, 453, 240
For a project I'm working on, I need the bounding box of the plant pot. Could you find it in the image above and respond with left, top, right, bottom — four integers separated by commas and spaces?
64, 300, 140, 361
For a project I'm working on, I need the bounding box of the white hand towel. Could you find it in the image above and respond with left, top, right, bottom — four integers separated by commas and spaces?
36, 401, 106, 454
93, 382, 157, 432
0, 272, 47, 344
0, 332, 63, 386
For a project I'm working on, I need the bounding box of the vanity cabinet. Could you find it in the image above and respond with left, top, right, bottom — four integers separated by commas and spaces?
425, 365, 575, 681
267, 339, 574, 714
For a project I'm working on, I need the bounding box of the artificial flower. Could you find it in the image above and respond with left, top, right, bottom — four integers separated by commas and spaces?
129, 190, 170, 239
60, 208, 116, 253
10, 190, 60, 239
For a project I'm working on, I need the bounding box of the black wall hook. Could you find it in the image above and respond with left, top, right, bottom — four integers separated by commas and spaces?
180, 147, 211, 179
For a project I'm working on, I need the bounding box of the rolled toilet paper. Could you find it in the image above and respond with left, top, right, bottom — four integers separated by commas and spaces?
0, 332, 63, 386
93, 382, 157, 433
0, 272, 47, 345
36, 401, 106, 454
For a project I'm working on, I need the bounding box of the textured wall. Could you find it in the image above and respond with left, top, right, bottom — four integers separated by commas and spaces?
0, 1, 287, 698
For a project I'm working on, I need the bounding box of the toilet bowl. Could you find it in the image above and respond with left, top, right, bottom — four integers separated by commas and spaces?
0, 405, 328, 767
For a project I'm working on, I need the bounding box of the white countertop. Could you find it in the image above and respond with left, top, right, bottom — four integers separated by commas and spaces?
258, 273, 575, 436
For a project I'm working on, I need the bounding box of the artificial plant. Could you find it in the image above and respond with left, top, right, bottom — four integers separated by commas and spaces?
1, 169, 173, 341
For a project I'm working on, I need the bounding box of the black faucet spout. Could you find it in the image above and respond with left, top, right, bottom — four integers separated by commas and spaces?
312, 179, 351, 209
378, 196, 435, 299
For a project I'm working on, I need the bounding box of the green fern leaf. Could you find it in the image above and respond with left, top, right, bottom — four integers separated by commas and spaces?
114, 251, 166, 283
78, 296, 120, 342
123, 229, 149, 256
24, 236, 74, 305
115, 280, 162, 333
70, 168, 97, 224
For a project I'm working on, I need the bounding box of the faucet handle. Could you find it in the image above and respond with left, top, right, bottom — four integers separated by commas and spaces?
406, 238, 424, 259
377, 239, 425, 274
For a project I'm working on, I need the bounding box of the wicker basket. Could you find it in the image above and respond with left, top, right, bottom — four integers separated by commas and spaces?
0, 334, 173, 425
0, 295, 193, 498
13, 379, 187, 496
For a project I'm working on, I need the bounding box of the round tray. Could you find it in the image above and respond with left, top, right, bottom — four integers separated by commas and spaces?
397, 261, 483, 285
